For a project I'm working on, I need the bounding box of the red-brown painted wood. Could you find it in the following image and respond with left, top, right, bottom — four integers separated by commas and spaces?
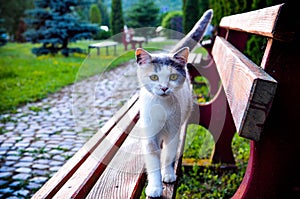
231, 2, 300, 198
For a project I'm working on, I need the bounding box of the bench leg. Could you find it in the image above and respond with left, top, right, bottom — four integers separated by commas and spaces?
197, 87, 236, 165
131, 42, 136, 50
189, 58, 236, 165
124, 43, 128, 51
97, 47, 100, 56
106, 46, 109, 55
138, 41, 143, 48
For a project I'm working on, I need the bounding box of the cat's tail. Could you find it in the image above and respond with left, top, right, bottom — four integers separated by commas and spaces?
171, 9, 213, 53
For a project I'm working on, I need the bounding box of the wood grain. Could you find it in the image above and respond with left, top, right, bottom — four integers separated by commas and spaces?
219, 4, 287, 40
86, 125, 145, 199
32, 94, 139, 199
87, 114, 189, 199
212, 36, 277, 141
52, 100, 140, 198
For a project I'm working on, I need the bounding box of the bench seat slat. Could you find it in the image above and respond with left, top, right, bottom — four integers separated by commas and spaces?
212, 36, 277, 141
87, 106, 189, 199
188, 53, 197, 63
53, 99, 140, 198
194, 53, 202, 65
219, 4, 287, 40
86, 125, 145, 199
32, 94, 139, 199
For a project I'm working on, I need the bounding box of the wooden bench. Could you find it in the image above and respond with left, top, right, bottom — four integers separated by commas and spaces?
88, 41, 118, 56
122, 26, 146, 50
32, 2, 299, 198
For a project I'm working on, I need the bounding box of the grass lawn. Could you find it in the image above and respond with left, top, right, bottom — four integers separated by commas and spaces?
139, 125, 250, 199
177, 125, 250, 198
0, 40, 175, 113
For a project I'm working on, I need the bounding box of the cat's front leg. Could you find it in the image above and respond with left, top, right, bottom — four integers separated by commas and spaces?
143, 139, 163, 197
161, 133, 179, 183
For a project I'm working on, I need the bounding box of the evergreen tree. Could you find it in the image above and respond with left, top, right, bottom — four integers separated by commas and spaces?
198, 0, 210, 19
0, 18, 8, 46
89, 4, 102, 25
183, 0, 199, 33
110, 0, 124, 37
24, 0, 98, 56
0, 0, 34, 41
125, 0, 159, 28
98, 0, 110, 26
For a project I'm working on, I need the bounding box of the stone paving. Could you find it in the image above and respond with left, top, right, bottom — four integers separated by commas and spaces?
0, 61, 139, 199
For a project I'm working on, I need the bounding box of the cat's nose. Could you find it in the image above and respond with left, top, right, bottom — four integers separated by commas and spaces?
161, 87, 168, 92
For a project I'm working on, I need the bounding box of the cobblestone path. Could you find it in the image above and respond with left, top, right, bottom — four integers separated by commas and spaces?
0, 61, 138, 199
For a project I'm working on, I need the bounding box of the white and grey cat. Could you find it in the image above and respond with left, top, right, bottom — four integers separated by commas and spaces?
135, 47, 193, 197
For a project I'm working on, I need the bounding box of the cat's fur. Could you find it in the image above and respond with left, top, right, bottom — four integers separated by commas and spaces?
135, 47, 193, 197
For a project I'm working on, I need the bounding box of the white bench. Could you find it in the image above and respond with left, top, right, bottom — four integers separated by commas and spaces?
88, 41, 118, 56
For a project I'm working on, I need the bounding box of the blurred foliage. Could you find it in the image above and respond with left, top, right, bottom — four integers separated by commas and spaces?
192, 75, 211, 104
97, 0, 110, 26
244, 35, 267, 65
161, 11, 183, 37
110, 0, 124, 38
93, 29, 112, 40
125, 0, 160, 28
0, 0, 34, 41
0, 18, 8, 46
24, 0, 98, 56
89, 4, 102, 25
183, 0, 199, 33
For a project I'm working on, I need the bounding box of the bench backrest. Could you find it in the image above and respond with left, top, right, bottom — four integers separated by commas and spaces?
211, 4, 288, 141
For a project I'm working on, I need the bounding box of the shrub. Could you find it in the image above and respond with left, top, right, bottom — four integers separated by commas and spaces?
161, 11, 183, 39
162, 11, 183, 32
93, 29, 112, 40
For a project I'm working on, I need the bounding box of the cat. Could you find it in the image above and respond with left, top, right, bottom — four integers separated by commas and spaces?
135, 47, 193, 197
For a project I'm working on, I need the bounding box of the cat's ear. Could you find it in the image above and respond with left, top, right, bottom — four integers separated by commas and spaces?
135, 48, 152, 65
173, 47, 189, 65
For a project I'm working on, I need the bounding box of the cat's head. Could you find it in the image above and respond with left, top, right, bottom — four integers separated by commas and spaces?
135, 47, 189, 97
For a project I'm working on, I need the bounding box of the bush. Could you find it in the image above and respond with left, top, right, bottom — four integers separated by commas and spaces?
93, 29, 111, 40
244, 35, 267, 65
161, 11, 183, 39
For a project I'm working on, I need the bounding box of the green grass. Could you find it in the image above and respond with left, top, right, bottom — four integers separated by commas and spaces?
176, 125, 250, 198
139, 125, 250, 199
0, 40, 176, 113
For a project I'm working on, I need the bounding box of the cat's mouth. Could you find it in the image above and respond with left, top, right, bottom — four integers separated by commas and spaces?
159, 93, 169, 97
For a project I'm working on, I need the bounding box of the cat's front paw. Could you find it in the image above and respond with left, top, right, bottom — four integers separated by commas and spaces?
162, 173, 176, 183
146, 185, 163, 198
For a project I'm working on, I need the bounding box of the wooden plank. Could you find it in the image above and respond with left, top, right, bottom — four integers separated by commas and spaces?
87, 116, 189, 199
52, 100, 140, 198
188, 53, 196, 63
194, 53, 202, 65
86, 125, 145, 199
32, 94, 139, 199
212, 36, 277, 141
219, 4, 286, 40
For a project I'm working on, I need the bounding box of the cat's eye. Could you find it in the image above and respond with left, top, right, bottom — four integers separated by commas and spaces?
170, 74, 178, 81
150, 74, 159, 81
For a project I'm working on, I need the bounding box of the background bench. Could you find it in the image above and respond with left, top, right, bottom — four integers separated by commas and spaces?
88, 41, 118, 56
33, 2, 299, 198
122, 26, 146, 50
